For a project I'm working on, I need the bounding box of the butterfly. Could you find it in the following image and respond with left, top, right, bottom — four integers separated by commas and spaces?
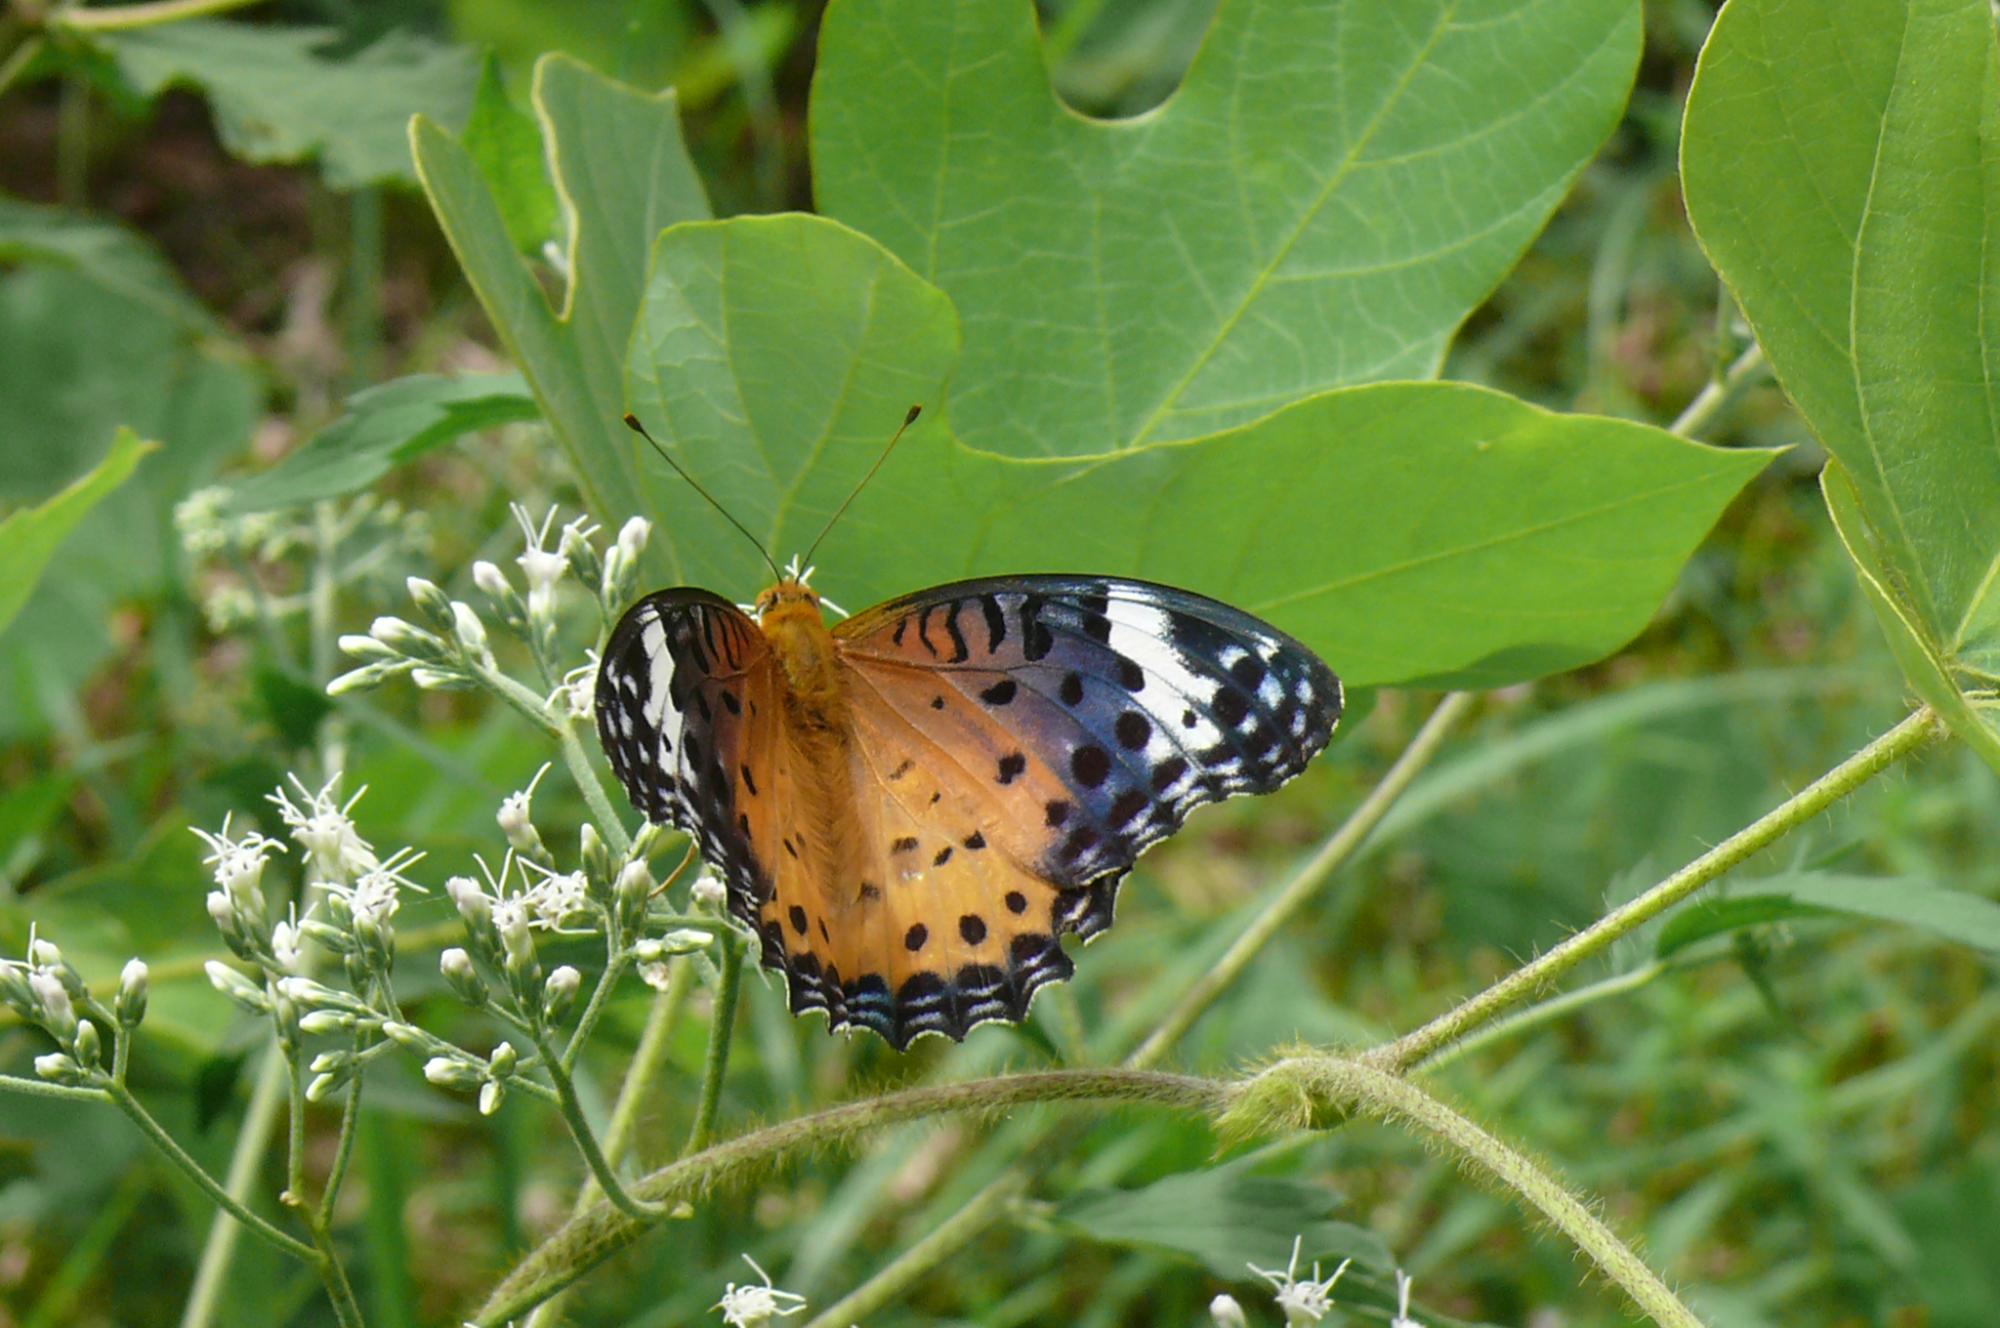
593, 415, 1343, 1049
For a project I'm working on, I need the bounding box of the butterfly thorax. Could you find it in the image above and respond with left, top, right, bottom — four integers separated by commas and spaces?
755, 578, 848, 718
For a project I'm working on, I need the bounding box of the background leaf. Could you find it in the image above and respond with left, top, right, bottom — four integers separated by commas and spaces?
1051, 1160, 1390, 1279
222, 372, 537, 514
0, 429, 154, 638
813, 0, 1642, 455
1658, 872, 2000, 958
93, 22, 480, 189
1682, 0, 2000, 766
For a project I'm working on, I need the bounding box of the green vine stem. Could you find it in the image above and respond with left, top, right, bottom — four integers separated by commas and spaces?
1374, 706, 1940, 1071
1224, 1054, 1702, 1328
473, 1070, 1226, 1323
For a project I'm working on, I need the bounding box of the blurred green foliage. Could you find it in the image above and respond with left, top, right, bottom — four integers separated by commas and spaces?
0, 2, 1995, 1327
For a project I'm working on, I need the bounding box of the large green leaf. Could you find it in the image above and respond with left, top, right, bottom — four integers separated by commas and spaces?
625, 212, 1773, 687
94, 21, 479, 189
0, 430, 154, 638
812, 0, 1641, 456
1682, 0, 2000, 765
412, 54, 711, 562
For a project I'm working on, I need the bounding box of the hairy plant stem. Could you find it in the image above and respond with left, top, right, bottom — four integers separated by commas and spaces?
1374, 707, 1940, 1070
1231, 1054, 1701, 1328
473, 1069, 1225, 1323
1415, 962, 1667, 1072
683, 931, 744, 1155
1130, 691, 1476, 1067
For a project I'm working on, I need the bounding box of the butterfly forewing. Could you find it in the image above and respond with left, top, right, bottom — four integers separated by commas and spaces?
834, 576, 1344, 937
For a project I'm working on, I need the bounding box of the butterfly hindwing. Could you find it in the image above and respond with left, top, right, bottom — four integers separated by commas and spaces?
834, 575, 1344, 940
595, 589, 780, 928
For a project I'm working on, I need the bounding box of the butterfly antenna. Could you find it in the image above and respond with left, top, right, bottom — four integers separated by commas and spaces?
802, 404, 922, 569
622, 413, 782, 582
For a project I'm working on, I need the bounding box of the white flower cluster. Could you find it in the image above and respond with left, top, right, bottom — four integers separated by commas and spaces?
0, 926, 149, 1087
328, 503, 649, 707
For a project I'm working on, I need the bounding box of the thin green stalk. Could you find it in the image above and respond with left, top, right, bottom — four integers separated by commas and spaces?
541, 1045, 664, 1222
1416, 962, 1667, 1073
802, 1175, 1028, 1328
317, 1046, 367, 1227
301, 1210, 367, 1328
1668, 342, 1766, 438
557, 718, 632, 857
529, 968, 695, 1328
104, 1072, 316, 1265
0, 1073, 108, 1102
0, 35, 45, 100
180, 1049, 297, 1327
1129, 691, 1476, 1067
1375, 707, 1940, 1071
1228, 1055, 1702, 1328
682, 931, 744, 1155
50, 0, 269, 29
475, 1069, 1224, 1323
562, 948, 628, 1072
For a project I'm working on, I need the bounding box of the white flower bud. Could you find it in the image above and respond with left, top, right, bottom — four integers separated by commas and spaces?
113, 957, 149, 1030
1210, 1294, 1247, 1328
634, 929, 714, 963
689, 872, 726, 909
298, 1009, 357, 1035
409, 665, 473, 691
541, 965, 582, 1025
30, 971, 76, 1041
327, 662, 398, 697
440, 947, 488, 1006
28, 937, 62, 969
369, 615, 440, 658
35, 1052, 82, 1085
405, 575, 455, 631
275, 976, 368, 1014
206, 961, 270, 1013
338, 633, 399, 661
472, 560, 511, 598
424, 1055, 484, 1090
616, 516, 650, 564
487, 1040, 518, 1077
450, 601, 492, 667
478, 1079, 505, 1116
206, 890, 234, 925
72, 1018, 102, 1067
379, 1020, 430, 1053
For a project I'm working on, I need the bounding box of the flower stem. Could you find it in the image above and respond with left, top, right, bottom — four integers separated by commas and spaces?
540, 1045, 663, 1222
682, 930, 744, 1155
1668, 342, 1766, 438
1230, 1054, 1703, 1328
0, 1073, 108, 1102
1415, 962, 1668, 1073
1129, 690, 1475, 1067
103, 1071, 317, 1266
473, 1069, 1225, 1323
1374, 707, 1940, 1070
